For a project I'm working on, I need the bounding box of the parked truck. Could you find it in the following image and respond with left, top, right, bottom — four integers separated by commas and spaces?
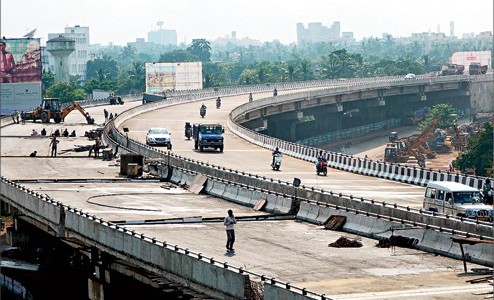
468, 62, 488, 75
193, 123, 224, 152
439, 64, 464, 76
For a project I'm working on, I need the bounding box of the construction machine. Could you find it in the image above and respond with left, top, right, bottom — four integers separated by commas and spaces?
21, 98, 95, 124
384, 118, 440, 167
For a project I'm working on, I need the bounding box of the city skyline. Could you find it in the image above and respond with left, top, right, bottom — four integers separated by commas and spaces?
2, 0, 493, 46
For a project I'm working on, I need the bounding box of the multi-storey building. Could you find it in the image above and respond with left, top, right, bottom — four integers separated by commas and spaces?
297, 22, 341, 44
47, 25, 90, 81
148, 28, 177, 46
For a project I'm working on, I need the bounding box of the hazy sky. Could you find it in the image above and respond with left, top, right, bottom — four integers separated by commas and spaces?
2, 0, 493, 46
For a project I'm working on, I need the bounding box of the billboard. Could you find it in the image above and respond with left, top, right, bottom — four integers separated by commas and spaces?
1, 38, 42, 83
451, 51, 492, 72
1, 82, 42, 116
145, 62, 202, 93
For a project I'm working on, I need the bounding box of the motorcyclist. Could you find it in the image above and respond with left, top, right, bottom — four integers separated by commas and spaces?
273, 88, 278, 97
272, 147, 282, 166
185, 122, 192, 138
248, 93, 253, 102
482, 179, 493, 205
200, 103, 207, 117
316, 150, 327, 172
216, 97, 221, 108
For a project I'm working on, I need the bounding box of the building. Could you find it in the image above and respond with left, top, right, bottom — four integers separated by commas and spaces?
47, 25, 91, 81
148, 29, 177, 46
296, 22, 340, 44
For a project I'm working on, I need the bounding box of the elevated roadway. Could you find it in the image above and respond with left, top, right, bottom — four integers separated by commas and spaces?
1, 81, 492, 299
120, 91, 427, 209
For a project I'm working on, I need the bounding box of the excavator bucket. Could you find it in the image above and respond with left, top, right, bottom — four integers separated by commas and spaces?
86, 115, 95, 124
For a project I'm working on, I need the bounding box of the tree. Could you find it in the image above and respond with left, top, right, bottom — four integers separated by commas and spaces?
159, 49, 198, 63
119, 45, 137, 63
42, 71, 55, 91
419, 103, 458, 130
453, 122, 493, 177
86, 57, 118, 80
187, 39, 211, 63
45, 82, 86, 102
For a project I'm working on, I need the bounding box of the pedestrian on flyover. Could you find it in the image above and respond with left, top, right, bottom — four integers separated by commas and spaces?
49, 135, 59, 157
104, 109, 109, 122
224, 209, 237, 251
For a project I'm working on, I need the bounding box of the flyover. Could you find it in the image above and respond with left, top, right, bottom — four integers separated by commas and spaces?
1, 76, 493, 299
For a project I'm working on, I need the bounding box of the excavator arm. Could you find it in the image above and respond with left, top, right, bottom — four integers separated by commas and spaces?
60, 102, 95, 124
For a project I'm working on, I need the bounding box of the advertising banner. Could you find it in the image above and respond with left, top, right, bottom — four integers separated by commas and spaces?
0, 38, 42, 83
145, 62, 202, 93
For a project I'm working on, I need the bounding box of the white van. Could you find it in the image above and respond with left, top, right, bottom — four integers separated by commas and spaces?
423, 181, 493, 221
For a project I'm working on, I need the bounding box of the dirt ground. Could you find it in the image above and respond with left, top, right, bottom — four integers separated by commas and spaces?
323, 126, 459, 172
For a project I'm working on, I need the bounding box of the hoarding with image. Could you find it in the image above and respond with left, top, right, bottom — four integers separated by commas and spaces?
1, 38, 42, 83
145, 62, 202, 93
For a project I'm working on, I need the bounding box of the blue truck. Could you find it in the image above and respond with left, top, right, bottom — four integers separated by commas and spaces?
193, 123, 224, 152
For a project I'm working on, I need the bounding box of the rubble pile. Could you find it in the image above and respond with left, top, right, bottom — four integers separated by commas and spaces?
328, 236, 363, 248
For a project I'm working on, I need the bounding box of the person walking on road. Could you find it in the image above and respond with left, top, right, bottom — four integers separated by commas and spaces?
49, 135, 59, 157
224, 209, 237, 251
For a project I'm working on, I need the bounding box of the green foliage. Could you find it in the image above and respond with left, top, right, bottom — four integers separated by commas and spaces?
453, 122, 493, 177
86, 57, 119, 80
187, 39, 211, 63
419, 103, 458, 130
45, 82, 86, 102
42, 71, 55, 91
159, 49, 198, 62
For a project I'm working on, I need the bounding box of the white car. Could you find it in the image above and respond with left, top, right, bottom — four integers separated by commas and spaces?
404, 73, 416, 80
146, 128, 172, 149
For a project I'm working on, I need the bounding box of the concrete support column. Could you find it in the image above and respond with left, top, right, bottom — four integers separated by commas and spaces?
88, 264, 110, 300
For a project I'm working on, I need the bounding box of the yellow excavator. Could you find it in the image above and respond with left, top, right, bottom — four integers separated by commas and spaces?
384, 118, 440, 167
21, 98, 95, 124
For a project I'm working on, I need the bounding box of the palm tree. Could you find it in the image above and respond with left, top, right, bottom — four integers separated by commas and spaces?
119, 45, 136, 62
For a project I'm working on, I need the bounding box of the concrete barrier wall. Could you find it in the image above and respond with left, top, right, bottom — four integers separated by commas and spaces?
64, 210, 249, 299
264, 283, 317, 300
0, 178, 61, 226
296, 201, 494, 267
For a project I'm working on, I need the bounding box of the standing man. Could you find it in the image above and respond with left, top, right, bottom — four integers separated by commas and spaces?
0, 40, 16, 83
49, 135, 59, 157
224, 209, 236, 251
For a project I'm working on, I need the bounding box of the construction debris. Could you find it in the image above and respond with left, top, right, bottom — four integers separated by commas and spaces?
329, 236, 363, 248
324, 215, 346, 230
376, 235, 418, 249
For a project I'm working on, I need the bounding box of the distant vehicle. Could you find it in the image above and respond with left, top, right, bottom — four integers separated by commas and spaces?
423, 181, 493, 222
439, 64, 464, 76
468, 62, 488, 75
389, 131, 399, 142
146, 128, 172, 149
193, 123, 224, 152
404, 73, 416, 80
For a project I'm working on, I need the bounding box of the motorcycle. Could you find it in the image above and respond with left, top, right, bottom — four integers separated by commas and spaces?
200, 106, 206, 118
271, 153, 282, 171
216, 98, 221, 109
273, 88, 278, 96
185, 127, 192, 140
316, 160, 328, 176
482, 189, 493, 205
248, 93, 253, 102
